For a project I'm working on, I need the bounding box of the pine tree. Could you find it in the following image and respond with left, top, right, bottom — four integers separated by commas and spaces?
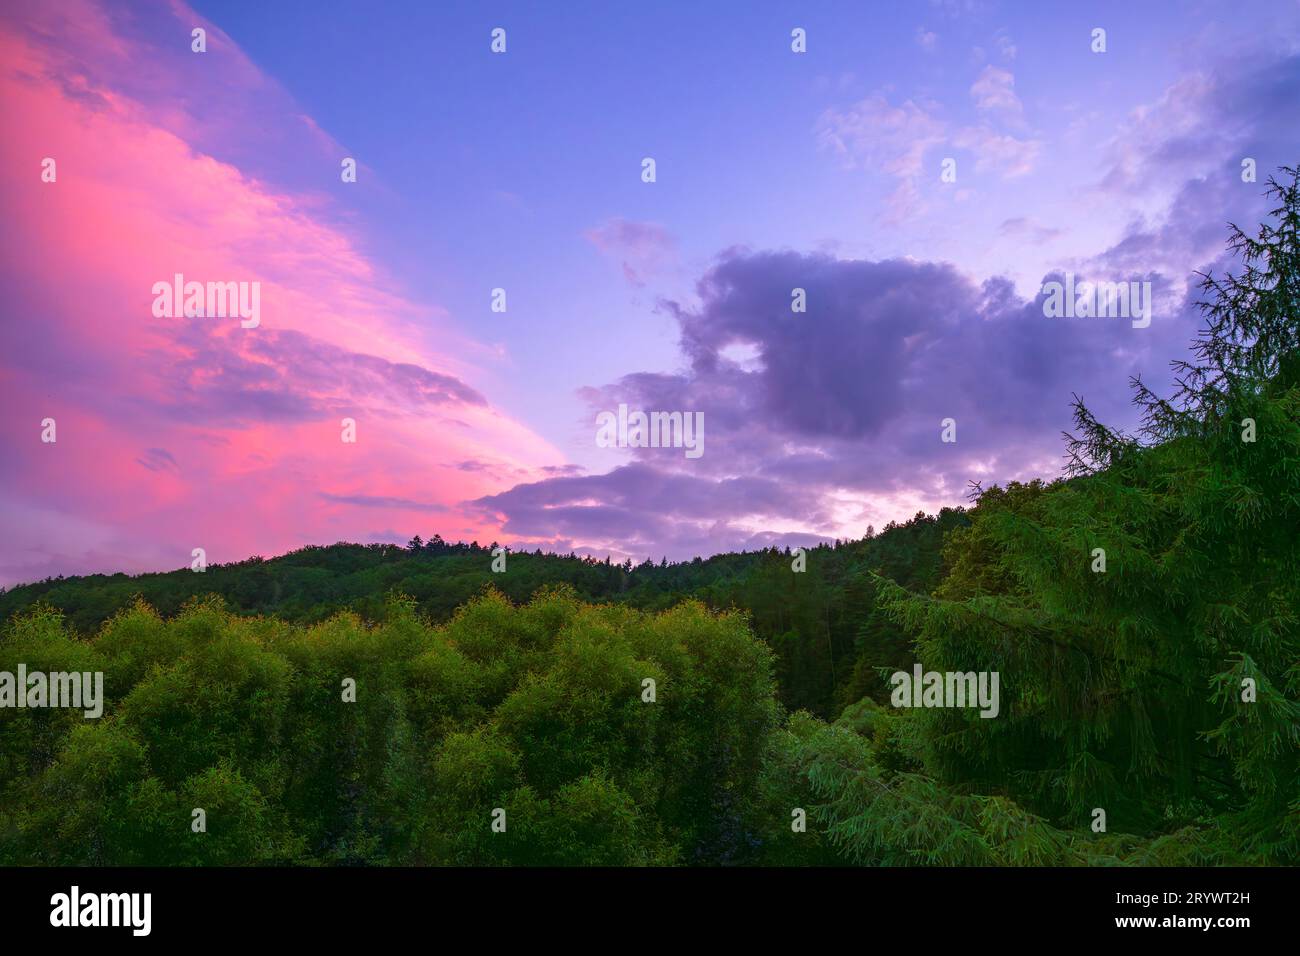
832, 165, 1300, 864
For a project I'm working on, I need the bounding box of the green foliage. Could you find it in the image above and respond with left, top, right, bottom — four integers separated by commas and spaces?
2, 588, 779, 866
0, 514, 965, 721
859, 167, 1300, 865
4, 167, 1297, 867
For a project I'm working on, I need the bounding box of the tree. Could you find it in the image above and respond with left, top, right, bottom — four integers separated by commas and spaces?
865, 165, 1300, 863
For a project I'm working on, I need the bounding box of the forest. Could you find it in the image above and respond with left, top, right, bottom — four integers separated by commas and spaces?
1, 170, 1297, 866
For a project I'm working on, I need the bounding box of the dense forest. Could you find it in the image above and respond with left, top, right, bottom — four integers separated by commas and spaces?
1, 170, 1297, 866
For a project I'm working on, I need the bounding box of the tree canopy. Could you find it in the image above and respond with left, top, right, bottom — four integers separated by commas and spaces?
3, 168, 1297, 867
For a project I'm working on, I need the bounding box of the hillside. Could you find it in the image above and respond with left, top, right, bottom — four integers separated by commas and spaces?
2, 169, 1298, 867
0, 509, 966, 719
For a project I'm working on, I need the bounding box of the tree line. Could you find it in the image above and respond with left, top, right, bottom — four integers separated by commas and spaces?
2, 167, 1297, 866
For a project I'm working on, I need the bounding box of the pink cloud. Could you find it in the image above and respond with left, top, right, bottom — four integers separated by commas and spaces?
583, 218, 677, 286
0, 0, 566, 585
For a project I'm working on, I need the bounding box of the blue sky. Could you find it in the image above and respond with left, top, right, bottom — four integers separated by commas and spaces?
190, 0, 1298, 463
3, 0, 1298, 582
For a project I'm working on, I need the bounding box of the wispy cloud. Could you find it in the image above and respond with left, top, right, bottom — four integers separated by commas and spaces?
0, 0, 564, 584
584, 218, 677, 286
970, 66, 1023, 121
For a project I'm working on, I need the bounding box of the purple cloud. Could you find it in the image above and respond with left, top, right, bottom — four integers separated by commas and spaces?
584, 218, 677, 286
320, 493, 448, 513
470, 39, 1300, 562
141, 324, 488, 428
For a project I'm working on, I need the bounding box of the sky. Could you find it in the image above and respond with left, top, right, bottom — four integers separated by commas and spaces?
1, 0, 1298, 586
